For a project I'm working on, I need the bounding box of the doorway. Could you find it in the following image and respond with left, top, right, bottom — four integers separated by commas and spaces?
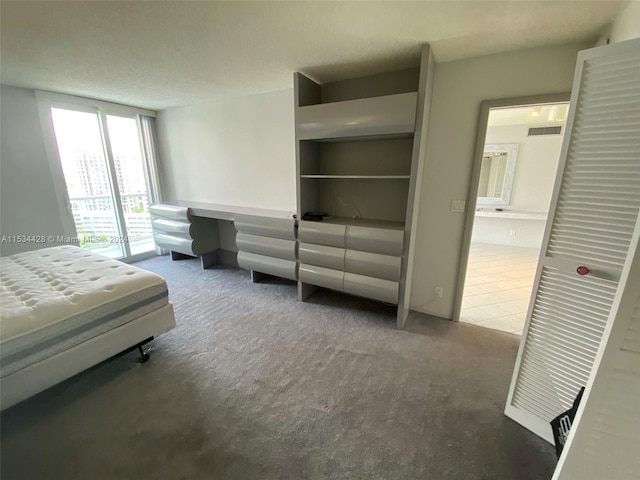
457, 97, 571, 335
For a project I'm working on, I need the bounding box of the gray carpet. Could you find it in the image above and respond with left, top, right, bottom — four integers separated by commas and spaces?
1, 255, 557, 479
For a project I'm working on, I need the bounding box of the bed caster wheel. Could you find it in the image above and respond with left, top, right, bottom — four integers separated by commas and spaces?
138, 346, 150, 363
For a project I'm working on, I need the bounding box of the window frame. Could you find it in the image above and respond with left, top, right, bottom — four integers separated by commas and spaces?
36, 90, 162, 263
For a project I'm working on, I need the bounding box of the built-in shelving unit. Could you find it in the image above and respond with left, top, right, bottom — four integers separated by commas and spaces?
294, 45, 435, 328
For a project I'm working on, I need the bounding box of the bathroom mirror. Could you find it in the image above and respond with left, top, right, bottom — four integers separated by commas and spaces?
477, 143, 519, 206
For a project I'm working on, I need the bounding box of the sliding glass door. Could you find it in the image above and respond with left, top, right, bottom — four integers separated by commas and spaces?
104, 115, 155, 256
49, 105, 157, 260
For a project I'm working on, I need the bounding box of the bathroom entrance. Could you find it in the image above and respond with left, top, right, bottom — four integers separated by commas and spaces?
457, 98, 570, 335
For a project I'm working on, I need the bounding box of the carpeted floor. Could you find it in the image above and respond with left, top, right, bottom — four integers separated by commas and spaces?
1, 255, 557, 479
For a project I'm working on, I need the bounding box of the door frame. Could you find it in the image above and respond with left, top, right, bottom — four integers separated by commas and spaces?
452, 92, 571, 322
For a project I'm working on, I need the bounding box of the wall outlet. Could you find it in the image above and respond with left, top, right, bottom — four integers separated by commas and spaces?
435, 286, 444, 298
510, 229, 517, 236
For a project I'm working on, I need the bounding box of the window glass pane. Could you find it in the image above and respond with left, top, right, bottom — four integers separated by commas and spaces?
106, 115, 155, 256
50, 108, 125, 258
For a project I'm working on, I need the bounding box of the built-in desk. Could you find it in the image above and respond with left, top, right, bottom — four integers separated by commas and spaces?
150, 201, 296, 274
472, 209, 548, 248
474, 210, 547, 221
152, 202, 410, 308
168, 200, 293, 222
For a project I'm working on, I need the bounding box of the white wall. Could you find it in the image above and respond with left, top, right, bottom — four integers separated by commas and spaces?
156, 89, 296, 212
471, 123, 563, 248
409, 42, 587, 318
0, 86, 69, 256
471, 216, 546, 249
609, 0, 640, 43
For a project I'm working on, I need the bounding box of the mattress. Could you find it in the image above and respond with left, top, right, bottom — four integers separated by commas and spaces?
0, 245, 169, 377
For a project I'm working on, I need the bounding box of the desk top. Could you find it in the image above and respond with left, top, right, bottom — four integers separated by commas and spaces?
165, 200, 294, 221
474, 210, 547, 221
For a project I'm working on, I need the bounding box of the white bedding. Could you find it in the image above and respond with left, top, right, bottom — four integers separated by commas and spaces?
0, 246, 169, 377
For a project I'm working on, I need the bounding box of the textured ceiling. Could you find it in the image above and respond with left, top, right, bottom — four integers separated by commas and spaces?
0, 1, 628, 110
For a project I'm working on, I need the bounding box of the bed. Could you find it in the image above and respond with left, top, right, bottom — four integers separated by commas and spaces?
0, 245, 176, 410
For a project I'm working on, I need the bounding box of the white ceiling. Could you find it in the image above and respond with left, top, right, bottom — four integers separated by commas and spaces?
0, 1, 628, 110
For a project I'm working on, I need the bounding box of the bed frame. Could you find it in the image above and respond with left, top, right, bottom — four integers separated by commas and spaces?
1, 303, 175, 410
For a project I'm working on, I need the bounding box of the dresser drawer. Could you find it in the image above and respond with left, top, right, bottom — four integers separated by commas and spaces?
236, 233, 296, 261
298, 264, 344, 292
151, 218, 191, 236
344, 250, 401, 282
153, 233, 195, 256
150, 204, 190, 221
237, 251, 297, 281
345, 225, 404, 256
343, 273, 399, 304
298, 243, 345, 271
234, 214, 296, 241
298, 221, 346, 248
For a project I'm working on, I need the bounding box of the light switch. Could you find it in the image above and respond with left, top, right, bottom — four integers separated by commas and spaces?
451, 200, 466, 213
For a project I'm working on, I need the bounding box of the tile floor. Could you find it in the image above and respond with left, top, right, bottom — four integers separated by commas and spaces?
460, 242, 540, 335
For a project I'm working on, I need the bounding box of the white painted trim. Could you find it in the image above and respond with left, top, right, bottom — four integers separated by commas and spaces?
504, 404, 555, 444
35, 90, 156, 117
398, 44, 435, 329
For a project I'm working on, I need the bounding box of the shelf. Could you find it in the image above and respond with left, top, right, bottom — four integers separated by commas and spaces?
308, 133, 414, 143
311, 216, 405, 231
300, 175, 410, 180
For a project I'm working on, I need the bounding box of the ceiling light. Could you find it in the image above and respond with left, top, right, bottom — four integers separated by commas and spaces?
547, 105, 566, 123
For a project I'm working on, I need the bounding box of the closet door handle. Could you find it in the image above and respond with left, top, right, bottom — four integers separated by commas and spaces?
576, 266, 590, 276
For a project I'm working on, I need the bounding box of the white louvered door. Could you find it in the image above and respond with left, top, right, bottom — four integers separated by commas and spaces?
552, 209, 640, 480
505, 38, 640, 444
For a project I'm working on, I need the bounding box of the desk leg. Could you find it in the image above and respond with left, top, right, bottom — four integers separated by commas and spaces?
201, 250, 220, 269
251, 270, 271, 283
170, 251, 195, 261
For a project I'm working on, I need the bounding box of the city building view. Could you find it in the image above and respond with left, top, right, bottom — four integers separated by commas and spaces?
67, 150, 153, 253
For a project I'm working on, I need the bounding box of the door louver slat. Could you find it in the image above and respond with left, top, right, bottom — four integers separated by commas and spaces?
524, 332, 600, 375
511, 267, 619, 424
